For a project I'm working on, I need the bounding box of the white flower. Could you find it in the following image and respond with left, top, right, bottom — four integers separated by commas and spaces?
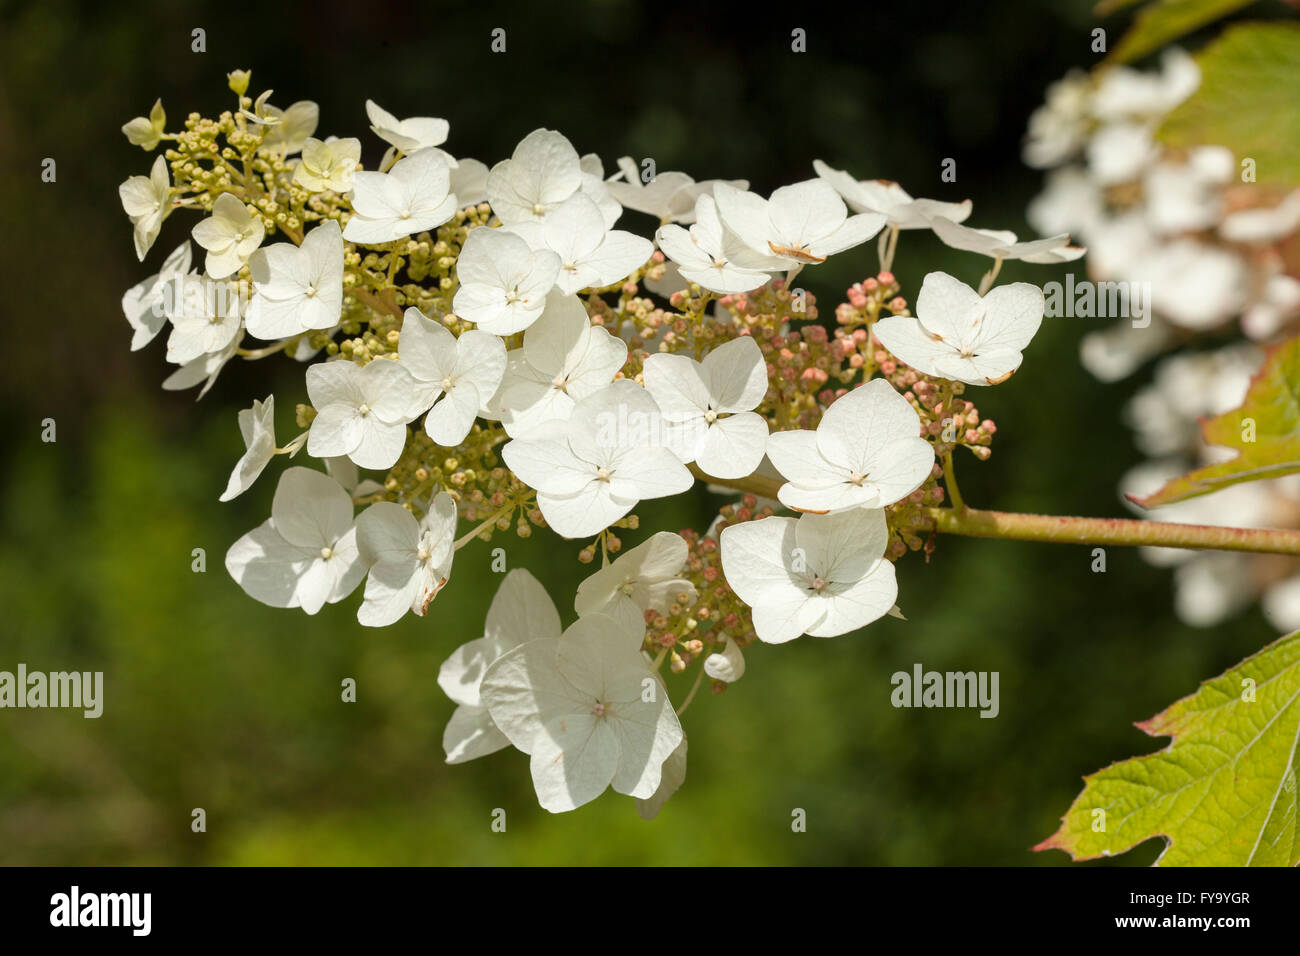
122, 98, 166, 150
192, 192, 266, 279
306, 359, 421, 469
354, 492, 457, 626
605, 156, 745, 224
225, 467, 364, 614
480, 609, 684, 812
487, 291, 627, 435
438, 569, 562, 763
220, 395, 277, 502
365, 100, 449, 154
574, 531, 698, 619
451, 227, 561, 334
293, 137, 361, 193
343, 148, 457, 245
930, 216, 1084, 263
502, 380, 692, 538
642, 335, 769, 478
162, 335, 240, 397
121, 240, 191, 350
119, 155, 172, 261
812, 162, 972, 229
486, 128, 613, 225
765, 378, 932, 514
1090, 48, 1199, 121
703, 637, 746, 683
506, 192, 653, 294
245, 219, 344, 340
720, 506, 898, 643
872, 271, 1046, 386
1026, 167, 1104, 238
655, 194, 776, 294
713, 179, 886, 267
397, 307, 506, 446
163, 275, 244, 365
258, 100, 319, 155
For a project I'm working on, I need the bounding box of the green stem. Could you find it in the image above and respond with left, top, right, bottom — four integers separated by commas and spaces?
942, 450, 965, 512
689, 464, 1300, 557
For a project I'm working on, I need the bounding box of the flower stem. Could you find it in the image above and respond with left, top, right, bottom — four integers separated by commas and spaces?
942, 451, 965, 512
924, 506, 1300, 556
453, 499, 516, 550
689, 465, 1300, 557
675, 663, 708, 717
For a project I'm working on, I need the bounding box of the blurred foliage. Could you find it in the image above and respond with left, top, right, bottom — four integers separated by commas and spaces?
0, 0, 1282, 864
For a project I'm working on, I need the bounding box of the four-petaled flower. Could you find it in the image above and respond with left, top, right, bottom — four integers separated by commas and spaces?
245, 219, 344, 340
720, 506, 898, 643
713, 179, 886, 268
574, 531, 698, 619
873, 271, 1046, 386
225, 467, 365, 614
306, 359, 423, 469
192, 192, 266, 279
397, 307, 507, 446
451, 227, 561, 334
118, 155, 172, 261
766, 378, 933, 514
343, 148, 458, 245
642, 335, 770, 479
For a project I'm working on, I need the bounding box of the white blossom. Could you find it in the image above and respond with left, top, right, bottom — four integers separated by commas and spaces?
487, 290, 626, 434
245, 219, 344, 339
293, 137, 361, 193
306, 359, 422, 469
192, 192, 266, 279
354, 493, 457, 626
451, 227, 561, 334
343, 148, 457, 245
486, 128, 616, 226
397, 307, 506, 446
480, 609, 684, 812
220, 395, 277, 502
872, 271, 1046, 386
225, 467, 364, 614
502, 380, 692, 538
642, 335, 769, 478
119, 155, 172, 261
765, 378, 932, 514
258, 100, 319, 156
573, 531, 697, 619
365, 99, 449, 155
121, 98, 166, 150
713, 179, 885, 267
812, 162, 972, 229
720, 506, 898, 643
505, 191, 652, 294
654, 194, 775, 294
703, 637, 746, 683
605, 156, 745, 224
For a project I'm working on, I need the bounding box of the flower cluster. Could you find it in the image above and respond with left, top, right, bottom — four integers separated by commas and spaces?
118, 71, 1070, 813
1024, 51, 1300, 629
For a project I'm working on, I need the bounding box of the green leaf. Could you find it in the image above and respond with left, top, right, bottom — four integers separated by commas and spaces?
1036, 631, 1300, 866
1133, 333, 1300, 508
1157, 21, 1300, 184
1109, 0, 1259, 63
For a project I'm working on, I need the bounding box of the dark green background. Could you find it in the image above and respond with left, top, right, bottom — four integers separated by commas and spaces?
0, 0, 1279, 864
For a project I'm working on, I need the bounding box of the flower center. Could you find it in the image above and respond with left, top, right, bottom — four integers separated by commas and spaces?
441, 376, 455, 391
595, 466, 611, 482
810, 576, 826, 592
320, 546, 334, 560
416, 546, 430, 562
358, 403, 371, 417
848, 471, 869, 486
704, 409, 718, 424
592, 701, 609, 717
532, 202, 547, 216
